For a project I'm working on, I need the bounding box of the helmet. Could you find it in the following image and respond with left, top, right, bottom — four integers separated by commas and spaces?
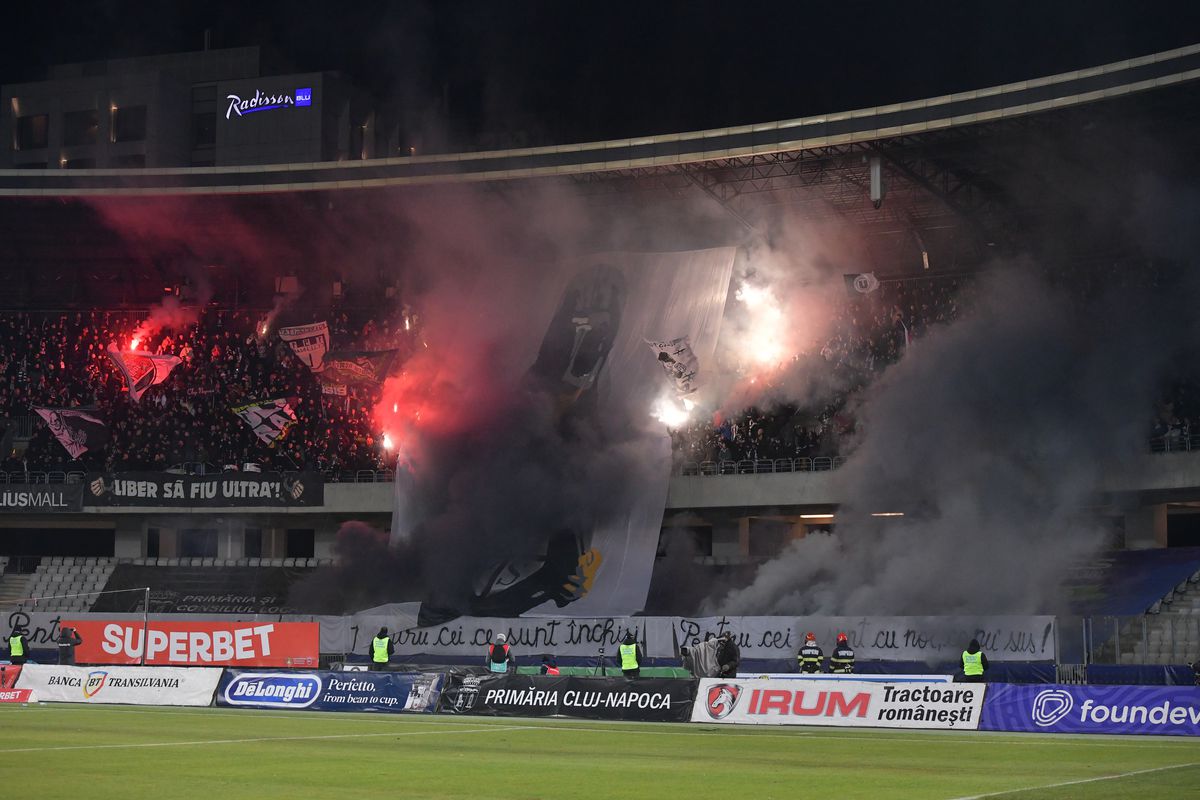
837, 632, 848, 642
805, 632, 816, 641
496, 633, 507, 644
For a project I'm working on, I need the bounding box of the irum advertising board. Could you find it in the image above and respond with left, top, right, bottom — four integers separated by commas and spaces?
690, 678, 985, 730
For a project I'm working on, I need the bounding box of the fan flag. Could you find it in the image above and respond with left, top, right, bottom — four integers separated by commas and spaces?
844, 272, 881, 295
232, 398, 299, 447
317, 349, 398, 391
105, 343, 182, 402
33, 407, 109, 458
646, 336, 700, 396
278, 321, 330, 371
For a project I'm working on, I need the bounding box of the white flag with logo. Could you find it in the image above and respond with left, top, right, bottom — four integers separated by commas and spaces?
646, 336, 700, 396
278, 322, 330, 371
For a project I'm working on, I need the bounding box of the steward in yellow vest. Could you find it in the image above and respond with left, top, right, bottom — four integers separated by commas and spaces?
619, 631, 643, 678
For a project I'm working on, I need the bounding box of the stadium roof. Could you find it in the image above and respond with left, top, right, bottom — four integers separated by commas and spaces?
1, 43, 1199, 305
0, 43, 1196, 197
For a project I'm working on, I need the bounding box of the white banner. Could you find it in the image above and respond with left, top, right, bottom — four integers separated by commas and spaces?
691, 678, 985, 729
654, 615, 1056, 662
2, 610, 1055, 662
16, 665, 221, 706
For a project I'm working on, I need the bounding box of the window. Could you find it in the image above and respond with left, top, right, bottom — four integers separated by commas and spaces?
285, 529, 314, 559
192, 111, 216, 148
63, 109, 99, 146
15, 114, 48, 150
112, 105, 147, 142
191, 84, 218, 103
180, 529, 218, 558
62, 157, 97, 169
147, 528, 160, 558
112, 153, 145, 168
244, 528, 262, 559
15, 160, 47, 169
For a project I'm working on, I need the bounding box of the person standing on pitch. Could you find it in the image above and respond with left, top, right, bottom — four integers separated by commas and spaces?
829, 632, 855, 674
56, 625, 83, 666
798, 632, 823, 674
619, 630, 644, 678
961, 638, 989, 683
370, 627, 394, 671
486, 633, 512, 674
6, 626, 28, 666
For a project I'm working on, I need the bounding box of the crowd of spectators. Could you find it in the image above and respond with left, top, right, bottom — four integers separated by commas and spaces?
671, 275, 966, 467
0, 307, 410, 476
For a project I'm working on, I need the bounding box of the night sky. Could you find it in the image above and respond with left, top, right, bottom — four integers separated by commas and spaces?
5, 1, 1200, 146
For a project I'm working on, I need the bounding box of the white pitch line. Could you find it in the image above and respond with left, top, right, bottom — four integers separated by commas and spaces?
0, 725, 526, 755
945, 761, 1200, 800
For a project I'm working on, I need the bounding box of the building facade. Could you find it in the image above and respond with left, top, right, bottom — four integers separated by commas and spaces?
1, 47, 387, 169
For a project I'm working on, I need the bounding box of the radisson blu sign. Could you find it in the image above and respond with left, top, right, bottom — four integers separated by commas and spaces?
225, 88, 313, 120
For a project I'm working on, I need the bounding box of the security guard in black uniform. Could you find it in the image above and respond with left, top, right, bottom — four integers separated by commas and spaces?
797, 632, 823, 674
829, 632, 855, 674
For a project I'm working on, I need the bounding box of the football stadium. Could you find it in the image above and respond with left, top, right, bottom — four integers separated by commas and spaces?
1, 6, 1200, 798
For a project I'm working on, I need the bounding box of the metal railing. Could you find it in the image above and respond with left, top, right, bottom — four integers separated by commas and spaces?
0, 470, 86, 485
1150, 433, 1200, 453
678, 457, 846, 476
1077, 614, 1200, 665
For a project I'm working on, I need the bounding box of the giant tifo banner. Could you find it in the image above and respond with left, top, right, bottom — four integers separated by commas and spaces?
16, 665, 220, 706
0, 483, 83, 512
83, 472, 323, 507
691, 678, 986, 730
217, 670, 442, 714
439, 674, 697, 722
63, 620, 319, 668
391, 250, 735, 618
981, 684, 1200, 737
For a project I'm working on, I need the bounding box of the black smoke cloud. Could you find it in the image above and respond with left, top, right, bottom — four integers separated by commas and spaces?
714, 256, 1195, 616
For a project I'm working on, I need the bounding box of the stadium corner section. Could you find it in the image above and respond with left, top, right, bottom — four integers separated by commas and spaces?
7, 666, 1200, 738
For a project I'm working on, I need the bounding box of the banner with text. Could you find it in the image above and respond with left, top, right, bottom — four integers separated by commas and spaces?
655, 616, 1057, 662
84, 472, 323, 507
218, 670, 442, 714
63, 620, 319, 668
0, 484, 82, 513
364, 615, 1053, 662
16, 664, 220, 706
440, 674, 696, 722
690, 678, 985, 730
981, 683, 1200, 737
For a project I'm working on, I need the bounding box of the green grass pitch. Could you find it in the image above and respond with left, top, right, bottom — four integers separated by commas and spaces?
1, 704, 1197, 799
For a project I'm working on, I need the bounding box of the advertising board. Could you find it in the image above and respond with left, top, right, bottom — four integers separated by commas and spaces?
16, 665, 220, 706
981, 683, 1200, 737
439, 674, 696, 722
64, 620, 319, 668
690, 678, 984, 730
216, 670, 442, 713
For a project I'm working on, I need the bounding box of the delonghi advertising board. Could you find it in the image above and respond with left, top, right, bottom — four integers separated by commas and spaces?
981, 683, 1200, 737
16, 665, 220, 706
217, 670, 442, 714
690, 678, 985, 729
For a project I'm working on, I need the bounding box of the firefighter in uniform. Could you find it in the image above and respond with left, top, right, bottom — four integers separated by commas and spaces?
619, 630, 643, 678
797, 632, 823, 674
829, 632, 855, 674
370, 627, 394, 671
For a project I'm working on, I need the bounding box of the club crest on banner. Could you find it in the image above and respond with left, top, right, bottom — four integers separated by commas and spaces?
706, 683, 742, 719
